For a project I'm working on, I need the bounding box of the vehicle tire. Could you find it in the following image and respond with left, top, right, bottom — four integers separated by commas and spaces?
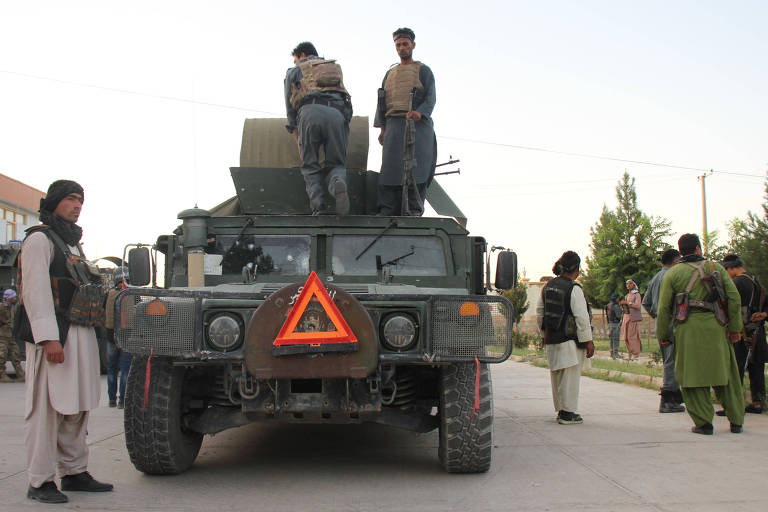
124, 356, 203, 475
438, 362, 493, 473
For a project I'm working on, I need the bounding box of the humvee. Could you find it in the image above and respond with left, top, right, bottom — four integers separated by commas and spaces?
116, 117, 517, 475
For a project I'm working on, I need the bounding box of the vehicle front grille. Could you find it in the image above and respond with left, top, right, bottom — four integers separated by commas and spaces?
430, 296, 513, 362
114, 291, 197, 356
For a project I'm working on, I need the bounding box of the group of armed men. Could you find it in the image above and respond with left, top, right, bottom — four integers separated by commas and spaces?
538, 234, 768, 434
284, 27, 436, 216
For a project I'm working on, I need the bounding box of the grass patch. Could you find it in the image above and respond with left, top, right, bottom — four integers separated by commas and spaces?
589, 358, 662, 378
582, 368, 626, 384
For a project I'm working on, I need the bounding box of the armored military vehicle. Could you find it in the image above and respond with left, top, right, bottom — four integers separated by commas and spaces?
116, 117, 517, 475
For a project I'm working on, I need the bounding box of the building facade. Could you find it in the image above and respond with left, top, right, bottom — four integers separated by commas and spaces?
0, 173, 45, 290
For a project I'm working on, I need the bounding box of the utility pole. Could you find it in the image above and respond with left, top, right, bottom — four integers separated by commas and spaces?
698, 170, 713, 255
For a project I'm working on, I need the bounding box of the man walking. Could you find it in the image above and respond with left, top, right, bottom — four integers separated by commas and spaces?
720, 254, 767, 415
0, 288, 25, 382
643, 248, 684, 413
657, 234, 744, 435
605, 293, 622, 359
537, 251, 595, 425
374, 27, 437, 216
284, 41, 352, 215
17, 180, 113, 503
105, 271, 132, 408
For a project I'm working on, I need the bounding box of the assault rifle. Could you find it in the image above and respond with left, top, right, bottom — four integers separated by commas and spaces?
400, 89, 420, 216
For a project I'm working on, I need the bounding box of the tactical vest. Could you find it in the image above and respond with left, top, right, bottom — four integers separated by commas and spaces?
289, 57, 349, 109
384, 62, 423, 117
542, 276, 583, 345
14, 226, 104, 345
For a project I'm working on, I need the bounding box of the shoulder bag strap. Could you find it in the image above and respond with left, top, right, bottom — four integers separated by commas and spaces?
43, 229, 89, 285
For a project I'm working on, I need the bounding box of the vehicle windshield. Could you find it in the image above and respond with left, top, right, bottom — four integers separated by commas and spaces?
206, 234, 310, 280
332, 235, 447, 276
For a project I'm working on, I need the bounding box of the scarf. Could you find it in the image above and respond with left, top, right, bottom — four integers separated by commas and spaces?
39, 208, 83, 246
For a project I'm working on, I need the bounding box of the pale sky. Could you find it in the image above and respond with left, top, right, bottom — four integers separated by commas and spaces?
1, 1, 766, 282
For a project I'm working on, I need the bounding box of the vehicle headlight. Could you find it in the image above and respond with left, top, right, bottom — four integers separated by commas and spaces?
207, 314, 243, 351
382, 314, 417, 351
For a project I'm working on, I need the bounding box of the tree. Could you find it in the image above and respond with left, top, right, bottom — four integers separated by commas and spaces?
726, 177, 768, 285
703, 229, 729, 262
501, 273, 529, 326
582, 172, 672, 307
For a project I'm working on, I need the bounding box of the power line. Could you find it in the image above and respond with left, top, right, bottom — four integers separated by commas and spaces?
0, 68, 280, 115
3, 67, 764, 180
438, 135, 765, 179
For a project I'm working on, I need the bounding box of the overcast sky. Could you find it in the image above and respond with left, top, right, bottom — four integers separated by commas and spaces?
1, 0, 766, 282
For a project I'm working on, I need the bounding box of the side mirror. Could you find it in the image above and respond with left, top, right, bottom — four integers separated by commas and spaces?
128, 247, 151, 287
494, 251, 518, 290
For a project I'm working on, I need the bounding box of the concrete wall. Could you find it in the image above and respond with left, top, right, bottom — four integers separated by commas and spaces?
517, 278, 658, 343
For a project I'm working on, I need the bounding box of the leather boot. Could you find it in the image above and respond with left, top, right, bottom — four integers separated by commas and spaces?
659, 390, 685, 413
0, 373, 12, 383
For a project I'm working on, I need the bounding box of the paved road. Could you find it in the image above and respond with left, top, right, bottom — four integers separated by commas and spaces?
1, 361, 766, 511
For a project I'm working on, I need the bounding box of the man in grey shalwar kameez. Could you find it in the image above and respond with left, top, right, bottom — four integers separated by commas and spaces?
374, 27, 437, 216
284, 41, 352, 215
642, 248, 685, 413
18, 180, 113, 504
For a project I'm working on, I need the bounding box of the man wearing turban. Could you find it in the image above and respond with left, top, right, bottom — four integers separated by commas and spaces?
17, 180, 113, 503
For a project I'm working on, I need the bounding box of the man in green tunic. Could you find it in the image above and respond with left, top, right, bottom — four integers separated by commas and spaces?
657, 234, 744, 434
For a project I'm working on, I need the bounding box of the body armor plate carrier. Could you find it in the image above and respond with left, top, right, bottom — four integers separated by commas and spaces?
289, 57, 349, 110
383, 62, 423, 117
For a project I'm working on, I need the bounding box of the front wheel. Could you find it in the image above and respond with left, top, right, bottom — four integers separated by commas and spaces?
438, 362, 493, 473
124, 356, 203, 475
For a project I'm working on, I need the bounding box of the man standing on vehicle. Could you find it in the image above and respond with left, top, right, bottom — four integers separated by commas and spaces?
17, 180, 113, 503
0, 288, 24, 382
285, 41, 352, 216
537, 251, 595, 425
642, 248, 684, 413
720, 254, 767, 415
374, 27, 437, 216
656, 234, 744, 435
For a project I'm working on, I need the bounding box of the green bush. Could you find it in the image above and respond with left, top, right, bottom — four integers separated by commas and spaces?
512, 329, 541, 350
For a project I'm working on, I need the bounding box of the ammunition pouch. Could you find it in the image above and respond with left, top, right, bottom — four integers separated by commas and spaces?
47, 232, 106, 327
674, 292, 689, 323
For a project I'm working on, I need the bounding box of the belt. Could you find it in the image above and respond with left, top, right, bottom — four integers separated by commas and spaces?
302, 97, 338, 108
689, 300, 715, 312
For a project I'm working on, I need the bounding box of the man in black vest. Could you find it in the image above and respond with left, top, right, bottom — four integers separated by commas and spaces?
720, 254, 768, 415
537, 251, 595, 424
19, 180, 112, 504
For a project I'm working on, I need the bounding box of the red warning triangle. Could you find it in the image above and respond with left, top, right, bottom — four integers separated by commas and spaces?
273, 272, 358, 347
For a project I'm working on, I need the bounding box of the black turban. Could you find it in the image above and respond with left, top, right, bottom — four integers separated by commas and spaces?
392, 27, 415, 41
38, 179, 84, 246
40, 180, 84, 213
